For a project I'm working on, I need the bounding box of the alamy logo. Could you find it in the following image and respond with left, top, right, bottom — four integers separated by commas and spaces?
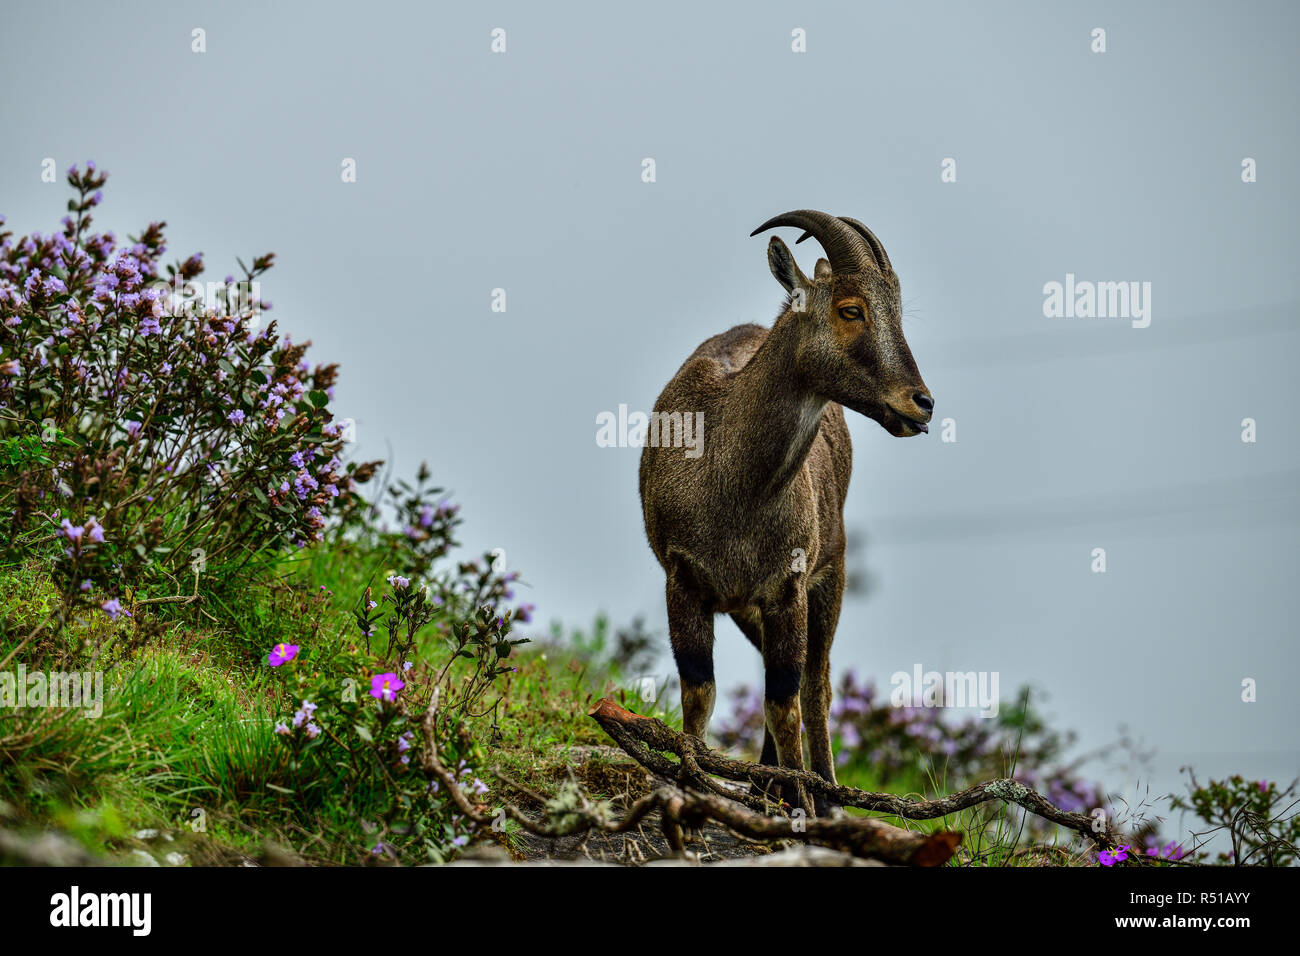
0, 665, 102, 718
1042, 273, 1151, 328
146, 275, 263, 322
49, 886, 151, 936
595, 403, 704, 458
890, 664, 1000, 718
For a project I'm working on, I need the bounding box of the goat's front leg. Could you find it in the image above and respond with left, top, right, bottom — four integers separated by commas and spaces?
666, 573, 715, 740
762, 591, 810, 815
803, 561, 844, 818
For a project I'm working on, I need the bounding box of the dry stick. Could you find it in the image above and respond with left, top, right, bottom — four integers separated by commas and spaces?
132, 570, 201, 606
418, 694, 958, 865
587, 698, 1119, 851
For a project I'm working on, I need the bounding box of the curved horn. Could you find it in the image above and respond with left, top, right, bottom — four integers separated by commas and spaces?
794, 215, 893, 275
835, 217, 893, 275
750, 210, 870, 276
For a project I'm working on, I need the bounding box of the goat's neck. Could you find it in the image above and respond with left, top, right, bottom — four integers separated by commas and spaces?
718, 312, 827, 500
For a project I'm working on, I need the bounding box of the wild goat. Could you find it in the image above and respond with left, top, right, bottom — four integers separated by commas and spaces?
639, 210, 933, 815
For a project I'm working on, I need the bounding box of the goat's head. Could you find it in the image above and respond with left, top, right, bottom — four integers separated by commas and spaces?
751, 210, 933, 437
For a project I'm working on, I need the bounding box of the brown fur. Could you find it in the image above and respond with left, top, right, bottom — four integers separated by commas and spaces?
639, 213, 932, 816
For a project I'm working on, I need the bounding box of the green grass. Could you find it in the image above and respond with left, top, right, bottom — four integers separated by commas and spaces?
0, 541, 660, 864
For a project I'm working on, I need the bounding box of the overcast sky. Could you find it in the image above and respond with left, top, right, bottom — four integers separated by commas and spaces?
3, 0, 1296, 831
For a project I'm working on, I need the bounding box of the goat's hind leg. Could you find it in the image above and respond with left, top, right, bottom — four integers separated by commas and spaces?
667, 571, 715, 740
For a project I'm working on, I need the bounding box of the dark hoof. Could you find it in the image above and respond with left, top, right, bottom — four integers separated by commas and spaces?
812, 794, 838, 820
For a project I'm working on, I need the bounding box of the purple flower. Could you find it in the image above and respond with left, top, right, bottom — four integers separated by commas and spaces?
267, 643, 300, 666
387, 575, 409, 590
370, 672, 405, 702
274, 721, 290, 736
227, 409, 246, 425
100, 598, 130, 620
291, 700, 317, 728
293, 471, 318, 499
1098, 844, 1130, 867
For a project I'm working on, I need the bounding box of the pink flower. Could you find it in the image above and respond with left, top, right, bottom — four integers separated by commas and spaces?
267, 643, 300, 666
370, 672, 405, 702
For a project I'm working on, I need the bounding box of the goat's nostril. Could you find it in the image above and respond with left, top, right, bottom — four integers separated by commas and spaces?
913, 392, 934, 414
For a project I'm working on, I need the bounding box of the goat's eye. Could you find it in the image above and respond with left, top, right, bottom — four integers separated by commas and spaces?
838, 306, 864, 321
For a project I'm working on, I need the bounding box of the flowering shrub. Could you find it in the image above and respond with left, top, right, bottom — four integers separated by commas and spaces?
1170, 774, 1300, 866
246, 462, 531, 863
264, 568, 529, 863
0, 162, 379, 603
333, 459, 531, 626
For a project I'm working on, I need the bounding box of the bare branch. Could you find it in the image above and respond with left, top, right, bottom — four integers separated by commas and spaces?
418, 693, 959, 865
587, 697, 1121, 851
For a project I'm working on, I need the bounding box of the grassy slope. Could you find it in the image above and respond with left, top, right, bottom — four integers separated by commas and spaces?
0, 539, 683, 865
1, 536, 1102, 866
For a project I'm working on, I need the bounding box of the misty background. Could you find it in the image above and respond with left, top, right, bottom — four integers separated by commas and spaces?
3, 0, 1296, 835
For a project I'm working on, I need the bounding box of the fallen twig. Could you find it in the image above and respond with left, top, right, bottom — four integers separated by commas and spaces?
133, 570, 202, 606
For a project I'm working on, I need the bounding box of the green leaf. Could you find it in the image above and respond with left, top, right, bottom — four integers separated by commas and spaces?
353, 723, 373, 742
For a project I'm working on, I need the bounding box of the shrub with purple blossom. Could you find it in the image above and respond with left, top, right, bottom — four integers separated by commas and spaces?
0, 163, 380, 608
1169, 773, 1300, 866
263, 568, 530, 863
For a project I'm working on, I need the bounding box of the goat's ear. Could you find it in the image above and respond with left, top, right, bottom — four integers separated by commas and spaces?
766, 236, 809, 293
814, 257, 832, 279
